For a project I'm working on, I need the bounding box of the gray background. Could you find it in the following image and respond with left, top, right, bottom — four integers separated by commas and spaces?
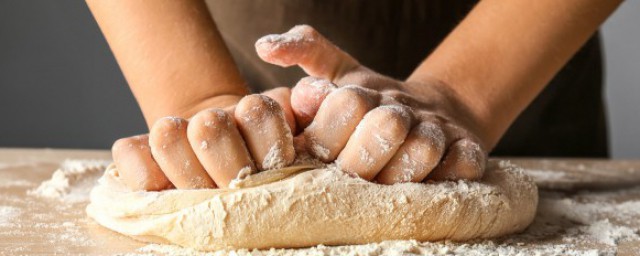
0, 1, 637, 158
602, 1, 640, 158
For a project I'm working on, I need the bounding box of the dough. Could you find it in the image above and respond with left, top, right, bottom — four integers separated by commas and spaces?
86, 160, 538, 251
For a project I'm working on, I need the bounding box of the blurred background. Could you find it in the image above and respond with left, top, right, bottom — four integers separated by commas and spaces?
0, 1, 637, 158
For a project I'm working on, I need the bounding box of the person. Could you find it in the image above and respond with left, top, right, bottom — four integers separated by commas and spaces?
86, 0, 621, 191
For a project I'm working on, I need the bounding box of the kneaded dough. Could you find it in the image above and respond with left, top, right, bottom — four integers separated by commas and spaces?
87, 161, 537, 251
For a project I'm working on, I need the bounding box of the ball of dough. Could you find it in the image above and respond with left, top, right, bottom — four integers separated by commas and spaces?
86, 161, 537, 251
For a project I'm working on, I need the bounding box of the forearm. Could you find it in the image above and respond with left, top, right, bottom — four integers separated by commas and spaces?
408, 0, 622, 149
86, 0, 248, 127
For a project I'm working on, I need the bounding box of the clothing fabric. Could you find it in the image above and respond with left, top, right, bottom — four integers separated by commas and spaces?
207, 0, 608, 157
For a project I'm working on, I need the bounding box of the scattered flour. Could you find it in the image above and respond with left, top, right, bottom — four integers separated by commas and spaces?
0, 179, 35, 188
0, 206, 21, 225
137, 240, 597, 256
228, 166, 255, 189
374, 134, 392, 153
524, 169, 567, 180
359, 147, 374, 167
262, 144, 285, 170
309, 140, 330, 160
27, 159, 110, 202
579, 219, 637, 246
22, 159, 640, 255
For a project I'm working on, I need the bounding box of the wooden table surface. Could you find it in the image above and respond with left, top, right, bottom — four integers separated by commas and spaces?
1, 148, 640, 255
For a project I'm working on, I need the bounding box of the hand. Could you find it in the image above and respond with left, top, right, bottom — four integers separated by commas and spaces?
256, 25, 488, 183
111, 88, 297, 191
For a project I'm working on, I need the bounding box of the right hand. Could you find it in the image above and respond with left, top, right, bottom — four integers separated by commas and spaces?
111, 88, 298, 191
256, 25, 488, 184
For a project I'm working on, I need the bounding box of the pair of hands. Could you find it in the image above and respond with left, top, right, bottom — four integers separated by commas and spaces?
112, 25, 487, 191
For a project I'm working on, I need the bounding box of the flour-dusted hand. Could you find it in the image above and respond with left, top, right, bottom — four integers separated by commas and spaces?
111, 88, 298, 191
256, 25, 488, 183
91, 0, 622, 191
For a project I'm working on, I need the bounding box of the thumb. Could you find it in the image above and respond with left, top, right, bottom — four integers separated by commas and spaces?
255, 25, 360, 82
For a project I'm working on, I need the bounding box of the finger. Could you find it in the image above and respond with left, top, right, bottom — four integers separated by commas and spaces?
375, 122, 446, 184
261, 87, 297, 133
255, 24, 360, 81
304, 85, 380, 162
291, 77, 337, 129
149, 117, 216, 189
111, 135, 173, 191
235, 94, 296, 170
187, 109, 256, 188
427, 138, 487, 181
336, 105, 413, 180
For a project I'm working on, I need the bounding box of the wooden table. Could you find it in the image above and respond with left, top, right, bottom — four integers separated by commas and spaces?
1, 148, 639, 255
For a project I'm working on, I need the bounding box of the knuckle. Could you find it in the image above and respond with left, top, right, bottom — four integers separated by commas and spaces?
329, 85, 377, 108
111, 135, 151, 163
453, 139, 487, 179
381, 90, 412, 105
295, 76, 334, 91
379, 105, 413, 122
238, 94, 270, 107
188, 109, 233, 139
236, 94, 282, 119
368, 105, 412, 135
112, 137, 136, 153
415, 122, 446, 150
152, 117, 187, 133
149, 117, 187, 146
457, 139, 486, 160
191, 108, 231, 128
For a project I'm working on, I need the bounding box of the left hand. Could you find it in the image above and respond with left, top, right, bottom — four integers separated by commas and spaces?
255, 25, 488, 183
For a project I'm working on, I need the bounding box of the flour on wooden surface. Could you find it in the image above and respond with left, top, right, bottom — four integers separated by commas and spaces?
136, 240, 598, 256
1, 159, 105, 254
131, 162, 640, 256
26, 159, 640, 255
0, 206, 21, 226
27, 159, 109, 202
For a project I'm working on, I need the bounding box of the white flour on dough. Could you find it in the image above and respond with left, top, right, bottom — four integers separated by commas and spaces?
87, 161, 538, 251
25, 159, 640, 255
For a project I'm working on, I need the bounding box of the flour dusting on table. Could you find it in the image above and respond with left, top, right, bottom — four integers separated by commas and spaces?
0, 206, 21, 226
21, 159, 640, 255
27, 159, 109, 202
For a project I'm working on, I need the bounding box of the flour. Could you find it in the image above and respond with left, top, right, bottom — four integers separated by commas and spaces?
24, 159, 640, 255
28, 159, 110, 202
0, 179, 34, 188
374, 134, 392, 153
228, 166, 255, 189
534, 189, 640, 247
137, 240, 597, 256
0, 206, 21, 226
262, 144, 285, 170
524, 169, 567, 180
309, 140, 330, 160
579, 219, 637, 246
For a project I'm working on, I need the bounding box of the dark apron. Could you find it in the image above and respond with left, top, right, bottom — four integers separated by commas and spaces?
207, 0, 608, 157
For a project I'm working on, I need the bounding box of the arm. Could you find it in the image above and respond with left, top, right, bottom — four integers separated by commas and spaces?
255, 1, 621, 182
88, 1, 298, 191
86, 0, 248, 127
408, 0, 623, 149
